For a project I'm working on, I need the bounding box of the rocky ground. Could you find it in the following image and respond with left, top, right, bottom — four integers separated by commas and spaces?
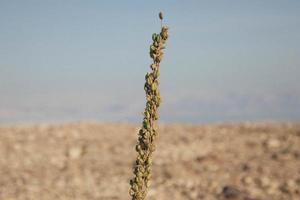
0, 122, 299, 200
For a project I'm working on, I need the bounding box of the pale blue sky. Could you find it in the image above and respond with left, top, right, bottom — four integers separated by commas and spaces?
0, 0, 300, 123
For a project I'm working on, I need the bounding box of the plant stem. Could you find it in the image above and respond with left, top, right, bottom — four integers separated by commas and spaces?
129, 12, 169, 200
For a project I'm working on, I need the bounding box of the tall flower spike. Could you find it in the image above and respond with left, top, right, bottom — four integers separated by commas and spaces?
129, 13, 169, 200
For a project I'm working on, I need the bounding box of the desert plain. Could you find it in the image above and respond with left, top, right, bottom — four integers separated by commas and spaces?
0, 122, 299, 200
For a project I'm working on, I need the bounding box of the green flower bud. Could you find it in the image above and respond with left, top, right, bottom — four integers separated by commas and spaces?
150, 45, 156, 52
155, 35, 161, 43
152, 33, 157, 41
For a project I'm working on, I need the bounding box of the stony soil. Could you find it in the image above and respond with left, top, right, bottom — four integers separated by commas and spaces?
0, 122, 299, 200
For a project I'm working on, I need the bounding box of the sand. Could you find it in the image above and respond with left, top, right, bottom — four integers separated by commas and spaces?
0, 122, 299, 200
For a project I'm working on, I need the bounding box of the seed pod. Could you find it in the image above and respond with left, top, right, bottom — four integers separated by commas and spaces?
148, 73, 153, 80
156, 70, 160, 77
143, 121, 150, 130
150, 64, 156, 70
137, 171, 143, 178
129, 189, 135, 195
155, 34, 161, 43
145, 111, 150, 118
150, 144, 156, 152
135, 144, 141, 151
152, 33, 157, 41
146, 180, 150, 187
162, 26, 168, 32
146, 78, 152, 85
160, 32, 166, 40
136, 176, 143, 184
133, 183, 139, 191
147, 157, 152, 165
159, 12, 163, 20
151, 83, 157, 91
163, 34, 168, 40
143, 131, 149, 139
150, 45, 156, 52
144, 82, 149, 89
156, 55, 162, 63
150, 52, 154, 59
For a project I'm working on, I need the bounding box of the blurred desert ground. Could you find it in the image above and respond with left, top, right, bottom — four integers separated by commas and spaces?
0, 122, 299, 200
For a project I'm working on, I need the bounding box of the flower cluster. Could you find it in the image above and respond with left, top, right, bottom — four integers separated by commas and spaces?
129, 13, 169, 200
